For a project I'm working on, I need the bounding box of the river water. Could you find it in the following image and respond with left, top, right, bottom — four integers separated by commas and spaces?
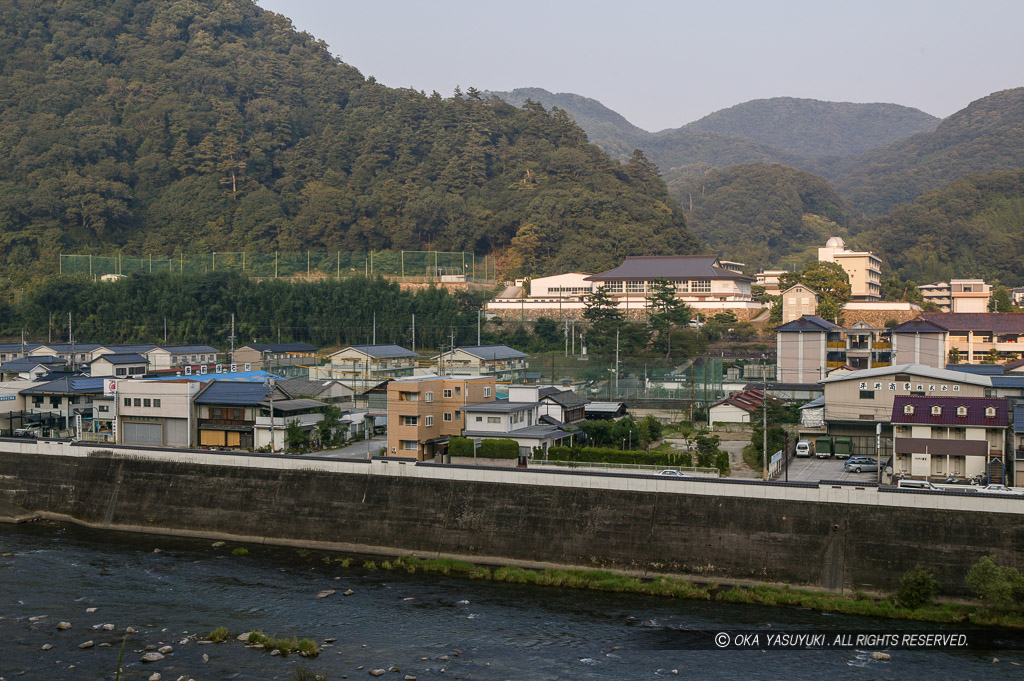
1, 523, 1020, 680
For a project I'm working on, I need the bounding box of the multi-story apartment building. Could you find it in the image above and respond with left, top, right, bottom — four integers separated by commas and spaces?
921, 313, 1024, 364
386, 375, 496, 460
432, 345, 529, 382
775, 316, 893, 383
755, 270, 789, 296
314, 344, 419, 386
817, 237, 882, 301
949, 279, 992, 313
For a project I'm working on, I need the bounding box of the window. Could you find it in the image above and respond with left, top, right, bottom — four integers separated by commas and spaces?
400, 440, 418, 451
604, 281, 623, 293
124, 397, 130, 406
443, 389, 453, 398
455, 387, 461, 396
626, 280, 645, 293
143, 398, 151, 407
690, 279, 711, 293
50, 397, 60, 407
212, 408, 222, 419
115, 368, 127, 377
399, 391, 418, 402
483, 387, 491, 398
400, 415, 419, 426
956, 406, 968, 417
674, 280, 689, 293
931, 405, 942, 416
903, 405, 915, 415
133, 398, 142, 407
475, 416, 482, 422
425, 391, 434, 402
859, 390, 874, 399
425, 415, 434, 426
98, 405, 109, 413
985, 406, 997, 418
487, 416, 501, 424
443, 412, 453, 422
455, 410, 461, 420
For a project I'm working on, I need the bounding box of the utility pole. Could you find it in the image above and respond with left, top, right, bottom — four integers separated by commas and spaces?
411, 314, 416, 352
68, 312, 75, 372
762, 354, 768, 481
229, 313, 236, 363
614, 329, 620, 400
163, 316, 168, 344
564, 319, 568, 357
48, 312, 52, 344
477, 310, 481, 346
372, 311, 376, 345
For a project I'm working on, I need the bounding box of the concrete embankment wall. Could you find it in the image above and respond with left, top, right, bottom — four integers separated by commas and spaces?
0, 442, 1022, 596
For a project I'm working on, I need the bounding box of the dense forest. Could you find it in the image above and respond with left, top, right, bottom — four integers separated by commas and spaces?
2, 272, 477, 349
828, 88, 1024, 215
861, 170, 1024, 284
685, 97, 939, 159
670, 164, 855, 270
0, 0, 695, 284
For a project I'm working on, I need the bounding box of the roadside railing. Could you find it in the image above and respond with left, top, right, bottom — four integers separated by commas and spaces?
531, 460, 721, 477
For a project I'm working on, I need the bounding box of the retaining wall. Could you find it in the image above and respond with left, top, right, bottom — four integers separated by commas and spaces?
0, 441, 1021, 596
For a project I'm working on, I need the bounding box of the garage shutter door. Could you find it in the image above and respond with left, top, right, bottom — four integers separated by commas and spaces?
124, 422, 162, 447
164, 418, 189, 448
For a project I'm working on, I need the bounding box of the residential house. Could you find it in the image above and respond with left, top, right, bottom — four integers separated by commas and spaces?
709, 388, 766, 426
433, 345, 529, 382
113, 379, 202, 448
386, 375, 496, 460
232, 342, 318, 375
194, 380, 282, 450
892, 319, 948, 369
0, 380, 44, 435
462, 385, 570, 457
19, 376, 106, 433
0, 342, 43, 364
817, 236, 882, 301
585, 402, 628, 420
538, 387, 588, 425
818, 363, 993, 457
87, 353, 148, 378
145, 345, 222, 372
890, 396, 1009, 483
781, 284, 818, 323
314, 344, 419, 386
0, 356, 68, 381
274, 378, 354, 404
253, 397, 327, 450
920, 313, 1024, 364
28, 343, 102, 369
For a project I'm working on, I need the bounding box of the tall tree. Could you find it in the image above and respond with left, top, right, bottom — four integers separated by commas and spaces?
647, 278, 691, 357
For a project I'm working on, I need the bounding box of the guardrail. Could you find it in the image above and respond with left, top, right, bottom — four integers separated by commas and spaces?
531, 460, 721, 477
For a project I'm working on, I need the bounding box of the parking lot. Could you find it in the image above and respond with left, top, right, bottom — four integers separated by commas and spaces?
780, 455, 884, 484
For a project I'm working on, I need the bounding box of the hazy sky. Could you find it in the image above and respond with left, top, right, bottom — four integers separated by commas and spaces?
257, 0, 1024, 132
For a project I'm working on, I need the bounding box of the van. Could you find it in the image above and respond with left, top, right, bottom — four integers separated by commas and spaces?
896, 479, 940, 491
795, 440, 813, 457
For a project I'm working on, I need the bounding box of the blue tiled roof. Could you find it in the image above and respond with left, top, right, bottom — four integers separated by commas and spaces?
991, 376, 1024, 389
345, 344, 418, 359
90, 353, 147, 365
194, 380, 270, 405
946, 364, 1004, 375
775, 315, 841, 333
150, 345, 221, 354
455, 345, 528, 360
0, 355, 67, 371
20, 376, 105, 395
148, 370, 279, 383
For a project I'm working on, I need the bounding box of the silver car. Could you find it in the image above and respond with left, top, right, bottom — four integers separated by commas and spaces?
844, 456, 878, 473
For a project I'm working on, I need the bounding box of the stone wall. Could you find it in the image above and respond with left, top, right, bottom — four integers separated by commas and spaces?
0, 448, 1021, 596
842, 308, 921, 327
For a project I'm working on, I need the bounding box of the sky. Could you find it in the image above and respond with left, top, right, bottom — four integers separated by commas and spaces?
257, 0, 1024, 132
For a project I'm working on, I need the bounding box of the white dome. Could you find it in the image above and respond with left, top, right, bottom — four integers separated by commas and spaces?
824, 236, 845, 248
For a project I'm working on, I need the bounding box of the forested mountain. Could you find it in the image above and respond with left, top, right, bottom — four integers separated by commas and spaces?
685, 97, 939, 159
0, 0, 695, 284
672, 164, 855, 270
860, 170, 1024, 284
829, 88, 1024, 216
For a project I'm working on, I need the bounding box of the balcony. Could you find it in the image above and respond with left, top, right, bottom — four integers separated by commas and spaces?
826, 342, 846, 349
872, 341, 892, 349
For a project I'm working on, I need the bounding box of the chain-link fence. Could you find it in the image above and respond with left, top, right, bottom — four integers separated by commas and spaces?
58, 250, 496, 282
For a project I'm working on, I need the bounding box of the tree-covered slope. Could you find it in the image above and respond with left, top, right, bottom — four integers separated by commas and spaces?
684, 97, 939, 159
672, 164, 855, 270
830, 88, 1024, 216
0, 0, 696, 282
860, 170, 1024, 284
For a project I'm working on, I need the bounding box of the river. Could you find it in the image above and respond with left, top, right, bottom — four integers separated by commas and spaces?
0, 523, 1020, 680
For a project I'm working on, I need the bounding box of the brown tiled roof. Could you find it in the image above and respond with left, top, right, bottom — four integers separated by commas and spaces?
920, 313, 1024, 334
891, 396, 1008, 427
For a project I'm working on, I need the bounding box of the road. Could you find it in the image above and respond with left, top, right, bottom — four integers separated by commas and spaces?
782, 456, 882, 484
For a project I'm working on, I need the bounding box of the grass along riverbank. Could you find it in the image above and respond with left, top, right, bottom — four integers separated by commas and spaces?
304, 554, 1024, 629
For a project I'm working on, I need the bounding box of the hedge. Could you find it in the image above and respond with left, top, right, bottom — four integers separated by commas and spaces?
448, 437, 474, 457
547, 446, 693, 466
479, 438, 520, 459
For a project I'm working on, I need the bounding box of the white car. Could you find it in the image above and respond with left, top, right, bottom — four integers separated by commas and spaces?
980, 484, 1023, 495
657, 470, 688, 477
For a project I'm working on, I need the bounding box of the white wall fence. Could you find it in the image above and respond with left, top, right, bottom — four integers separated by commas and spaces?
2, 439, 1023, 516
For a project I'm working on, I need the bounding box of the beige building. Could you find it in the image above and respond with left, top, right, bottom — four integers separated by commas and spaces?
112, 379, 202, 448
232, 343, 318, 372
781, 284, 818, 323
756, 270, 789, 296
387, 375, 496, 460
920, 313, 1024, 364
891, 319, 948, 368
949, 279, 992, 313
817, 237, 882, 301
918, 282, 952, 312
314, 345, 419, 386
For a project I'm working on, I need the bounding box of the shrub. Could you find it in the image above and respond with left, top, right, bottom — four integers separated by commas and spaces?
232, 547, 249, 556
478, 438, 520, 458
296, 638, 320, 657
547, 446, 693, 467
896, 565, 940, 609
966, 555, 1024, 609
207, 626, 229, 643
448, 437, 474, 457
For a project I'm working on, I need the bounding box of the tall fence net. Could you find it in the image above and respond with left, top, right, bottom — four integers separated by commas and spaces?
59, 251, 496, 282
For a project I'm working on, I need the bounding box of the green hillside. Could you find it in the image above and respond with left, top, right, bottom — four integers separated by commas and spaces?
830, 88, 1024, 215
861, 170, 1024, 283
0, 0, 695, 283
684, 97, 939, 159
673, 164, 855, 270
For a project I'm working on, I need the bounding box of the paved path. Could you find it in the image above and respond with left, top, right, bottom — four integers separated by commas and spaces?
317, 433, 387, 458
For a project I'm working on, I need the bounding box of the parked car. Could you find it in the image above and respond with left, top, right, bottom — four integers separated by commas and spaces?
896, 479, 941, 491
979, 484, 1024, 496
844, 456, 878, 473
795, 439, 813, 458
657, 469, 688, 477
12, 428, 41, 439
